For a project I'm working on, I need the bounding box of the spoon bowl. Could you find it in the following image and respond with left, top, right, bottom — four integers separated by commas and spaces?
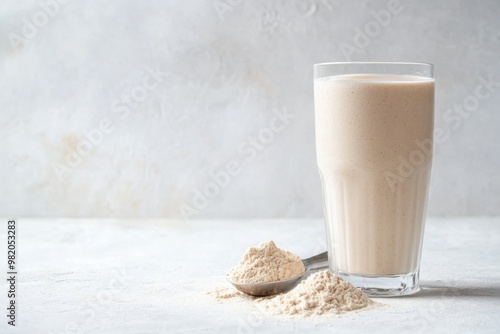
227, 274, 304, 297
227, 251, 328, 297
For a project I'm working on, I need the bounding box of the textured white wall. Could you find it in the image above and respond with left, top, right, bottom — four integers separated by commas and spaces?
1, 0, 499, 218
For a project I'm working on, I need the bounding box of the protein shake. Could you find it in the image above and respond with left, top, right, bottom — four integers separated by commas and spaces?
314, 73, 434, 278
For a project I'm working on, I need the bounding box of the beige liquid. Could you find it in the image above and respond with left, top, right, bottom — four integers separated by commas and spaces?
314, 74, 434, 275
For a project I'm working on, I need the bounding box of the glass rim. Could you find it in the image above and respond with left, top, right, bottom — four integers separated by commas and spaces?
314, 61, 433, 68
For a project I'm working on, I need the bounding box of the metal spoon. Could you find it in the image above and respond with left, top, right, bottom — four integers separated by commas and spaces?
227, 251, 328, 297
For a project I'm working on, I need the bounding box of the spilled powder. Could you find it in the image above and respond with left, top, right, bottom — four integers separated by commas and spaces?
265, 270, 373, 317
207, 287, 247, 300
227, 241, 305, 284
210, 271, 374, 317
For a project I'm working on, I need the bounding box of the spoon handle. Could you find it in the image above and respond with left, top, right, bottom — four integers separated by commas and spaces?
302, 251, 328, 269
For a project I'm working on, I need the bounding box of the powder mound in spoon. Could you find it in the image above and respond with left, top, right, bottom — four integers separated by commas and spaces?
266, 270, 374, 317
228, 241, 305, 284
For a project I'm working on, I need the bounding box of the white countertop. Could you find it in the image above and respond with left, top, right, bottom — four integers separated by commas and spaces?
2, 217, 500, 333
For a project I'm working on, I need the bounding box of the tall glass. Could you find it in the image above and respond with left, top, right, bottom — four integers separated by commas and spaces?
314, 62, 434, 296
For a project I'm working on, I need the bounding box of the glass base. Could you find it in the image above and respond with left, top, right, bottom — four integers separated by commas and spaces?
336, 271, 420, 297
